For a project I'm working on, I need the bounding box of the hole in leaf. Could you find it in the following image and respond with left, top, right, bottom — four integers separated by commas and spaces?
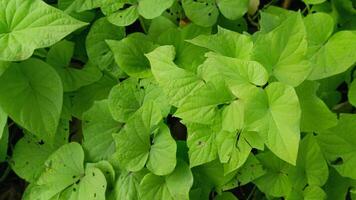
38, 140, 45, 145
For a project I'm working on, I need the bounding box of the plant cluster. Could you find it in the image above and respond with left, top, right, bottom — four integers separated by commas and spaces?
0, 0, 356, 199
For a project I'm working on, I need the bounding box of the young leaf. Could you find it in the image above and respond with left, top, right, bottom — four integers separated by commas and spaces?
113, 101, 162, 172
0, 58, 63, 139
145, 45, 205, 107
199, 54, 268, 98
188, 27, 253, 59
244, 82, 301, 165
0, 0, 87, 61
107, 33, 157, 78
113, 101, 176, 175
175, 81, 234, 124
108, 78, 145, 123
156, 24, 210, 72
216, 130, 251, 174
253, 12, 310, 86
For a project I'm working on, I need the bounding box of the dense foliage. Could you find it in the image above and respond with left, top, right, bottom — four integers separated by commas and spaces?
0, 0, 356, 199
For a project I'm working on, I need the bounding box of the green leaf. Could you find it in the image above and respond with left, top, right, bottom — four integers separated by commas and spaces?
216, 130, 252, 174
308, 31, 356, 80
182, 0, 219, 27
23, 142, 84, 199
46, 40, 102, 92
0, 58, 63, 139
303, 13, 334, 56
86, 17, 126, 74
10, 134, 59, 182
147, 124, 177, 176
186, 122, 220, 167
82, 100, 122, 162
175, 81, 234, 124
107, 5, 139, 27
71, 74, 116, 118
138, 0, 175, 19
58, 166, 107, 200
113, 101, 166, 173
217, 0, 249, 20
199, 54, 268, 98
254, 151, 292, 197
0, 0, 87, 61
295, 81, 337, 132
139, 160, 193, 200
156, 24, 210, 72
108, 78, 145, 123
107, 33, 157, 78
188, 27, 253, 59
110, 170, 147, 200
303, 186, 326, 200
288, 135, 329, 191
316, 114, 356, 179
193, 159, 236, 190
86, 160, 116, 187
253, 12, 310, 86
244, 82, 301, 165
221, 100, 244, 132
145, 45, 205, 107
323, 168, 352, 200
235, 155, 266, 185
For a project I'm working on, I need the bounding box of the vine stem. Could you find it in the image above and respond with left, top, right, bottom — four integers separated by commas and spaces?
0, 165, 11, 182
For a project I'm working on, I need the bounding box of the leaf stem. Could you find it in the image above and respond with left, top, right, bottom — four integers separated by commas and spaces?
247, 186, 256, 200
